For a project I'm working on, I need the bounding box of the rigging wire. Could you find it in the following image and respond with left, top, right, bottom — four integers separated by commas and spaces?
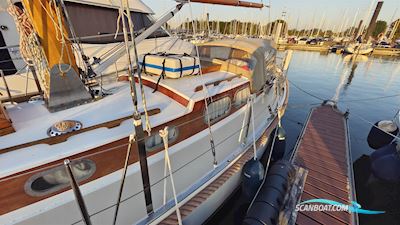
350, 111, 400, 141
339, 94, 400, 103
2, 79, 396, 184
288, 79, 327, 101
287, 79, 400, 141
247, 126, 279, 214
0, 88, 279, 225
187, 0, 218, 167
68, 99, 278, 225
289, 79, 400, 103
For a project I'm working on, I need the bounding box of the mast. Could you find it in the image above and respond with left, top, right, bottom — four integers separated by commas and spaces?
383, 8, 398, 40
21, 0, 92, 111
206, 12, 211, 37
365, 1, 384, 41
389, 19, 400, 41
348, 8, 360, 38
337, 9, 348, 39
316, 13, 326, 38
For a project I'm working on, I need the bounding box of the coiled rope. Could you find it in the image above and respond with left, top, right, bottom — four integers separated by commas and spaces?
6, 5, 33, 65
7, 4, 49, 93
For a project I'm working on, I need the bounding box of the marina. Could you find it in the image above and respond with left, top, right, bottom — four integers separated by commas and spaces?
0, 0, 400, 225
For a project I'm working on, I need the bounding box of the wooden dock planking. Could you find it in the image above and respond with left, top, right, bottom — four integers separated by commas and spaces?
294, 105, 356, 225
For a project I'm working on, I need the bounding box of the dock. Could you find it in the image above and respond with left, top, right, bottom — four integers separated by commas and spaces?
292, 104, 357, 225
277, 44, 400, 56
277, 44, 329, 52
371, 47, 400, 56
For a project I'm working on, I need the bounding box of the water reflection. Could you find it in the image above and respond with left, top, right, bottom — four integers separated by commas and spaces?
332, 54, 366, 102
283, 51, 400, 225
346, 63, 357, 88
209, 51, 400, 225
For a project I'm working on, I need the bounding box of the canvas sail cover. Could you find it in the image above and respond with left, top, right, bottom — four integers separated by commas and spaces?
198, 39, 277, 92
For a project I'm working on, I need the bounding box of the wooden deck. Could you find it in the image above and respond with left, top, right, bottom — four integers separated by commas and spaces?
293, 104, 357, 225
0, 103, 14, 136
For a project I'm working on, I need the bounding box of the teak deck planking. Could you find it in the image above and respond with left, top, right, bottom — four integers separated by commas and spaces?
294, 105, 356, 225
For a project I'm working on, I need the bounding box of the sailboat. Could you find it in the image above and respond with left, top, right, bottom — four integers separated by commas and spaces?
343, 43, 373, 55
0, 0, 289, 224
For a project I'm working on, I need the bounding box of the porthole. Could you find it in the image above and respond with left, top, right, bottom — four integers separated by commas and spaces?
25, 159, 96, 197
145, 127, 179, 152
234, 87, 250, 107
204, 97, 231, 123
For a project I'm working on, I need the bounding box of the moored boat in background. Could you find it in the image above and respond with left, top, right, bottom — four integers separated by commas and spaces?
0, 1, 290, 225
344, 43, 373, 55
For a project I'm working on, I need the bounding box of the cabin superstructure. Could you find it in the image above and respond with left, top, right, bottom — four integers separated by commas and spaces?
198, 39, 277, 92
0, 1, 293, 225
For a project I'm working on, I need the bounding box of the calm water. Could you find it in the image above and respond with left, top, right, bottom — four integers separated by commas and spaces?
208, 51, 400, 225
282, 52, 400, 225
283, 52, 400, 163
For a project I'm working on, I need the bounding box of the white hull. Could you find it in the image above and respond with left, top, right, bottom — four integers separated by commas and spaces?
344, 44, 373, 55
1, 85, 285, 225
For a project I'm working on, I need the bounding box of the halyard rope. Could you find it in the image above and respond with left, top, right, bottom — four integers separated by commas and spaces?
160, 127, 183, 225
123, 5, 152, 135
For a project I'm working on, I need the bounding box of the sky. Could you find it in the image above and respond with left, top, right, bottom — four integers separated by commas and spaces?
145, 0, 399, 30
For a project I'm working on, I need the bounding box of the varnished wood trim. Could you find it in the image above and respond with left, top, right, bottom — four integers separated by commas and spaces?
160, 79, 289, 224
160, 117, 280, 224
118, 76, 190, 107
0, 103, 14, 136
120, 76, 190, 107
141, 78, 190, 107
0, 108, 160, 154
201, 64, 221, 74
0, 126, 15, 136
0, 83, 250, 215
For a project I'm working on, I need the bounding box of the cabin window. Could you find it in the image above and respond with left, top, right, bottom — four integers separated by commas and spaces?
198, 46, 256, 71
199, 46, 231, 60
205, 97, 231, 123
64, 2, 168, 44
25, 159, 96, 197
145, 127, 178, 151
234, 87, 250, 107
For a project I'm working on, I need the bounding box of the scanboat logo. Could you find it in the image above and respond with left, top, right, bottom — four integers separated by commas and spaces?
296, 199, 385, 215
